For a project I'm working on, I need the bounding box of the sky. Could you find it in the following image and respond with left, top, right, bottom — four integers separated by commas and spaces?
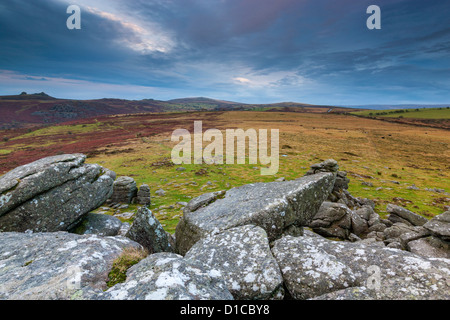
0, 0, 449, 105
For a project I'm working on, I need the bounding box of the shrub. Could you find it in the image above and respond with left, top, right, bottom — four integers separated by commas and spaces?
106, 247, 148, 288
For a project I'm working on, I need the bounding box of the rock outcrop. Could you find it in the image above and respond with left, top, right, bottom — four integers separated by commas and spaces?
175, 172, 336, 255
1, 156, 448, 301
0, 231, 141, 300
272, 235, 450, 300
0, 154, 114, 232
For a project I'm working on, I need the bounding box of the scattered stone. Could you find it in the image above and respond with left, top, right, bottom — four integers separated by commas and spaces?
306, 159, 339, 175
185, 225, 284, 300
114, 211, 135, 220
110, 176, 137, 204
154, 189, 166, 197
175, 167, 186, 171
383, 222, 417, 241
423, 211, 450, 240
99, 253, 233, 300
125, 207, 174, 254
386, 204, 428, 226
176, 201, 188, 207
136, 184, 151, 206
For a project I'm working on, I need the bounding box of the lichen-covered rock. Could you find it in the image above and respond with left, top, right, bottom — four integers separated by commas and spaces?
0, 154, 86, 215
125, 207, 174, 254
305, 159, 339, 175
185, 225, 284, 300
309, 201, 352, 239
136, 184, 151, 206
175, 172, 335, 255
272, 235, 450, 300
0, 232, 141, 300
350, 210, 369, 237
272, 235, 359, 299
71, 213, 123, 236
110, 176, 137, 204
423, 211, 450, 240
407, 236, 450, 259
383, 223, 426, 246
0, 154, 115, 232
386, 204, 428, 227
100, 253, 233, 300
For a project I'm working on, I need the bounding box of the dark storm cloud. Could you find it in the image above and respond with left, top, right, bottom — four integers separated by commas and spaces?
0, 0, 448, 103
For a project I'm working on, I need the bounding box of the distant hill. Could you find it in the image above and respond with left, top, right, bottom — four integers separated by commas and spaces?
0, 92, 359, 129
340, 104, 450, 110
0, 92, 57, 101
167, 97, 241, 105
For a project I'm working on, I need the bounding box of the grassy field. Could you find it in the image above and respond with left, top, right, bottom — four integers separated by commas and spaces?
1, 111, 449, 233
351, 107, 450, 119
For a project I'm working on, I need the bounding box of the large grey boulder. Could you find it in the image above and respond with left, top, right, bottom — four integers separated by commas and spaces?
110, 176, 137, 204
0, 231, 141, 300
386, 204, 428, 226
271, 235, 450, 300
0, 154, 115, 232
185, 225, 284, 300
423, 211, 450, 240
100, 253, 233, 300
176, 172, 335, 255
125, 207, 174, 254
71, 213, 123, 237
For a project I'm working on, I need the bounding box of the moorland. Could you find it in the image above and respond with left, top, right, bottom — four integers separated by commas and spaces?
0, 94, 449, 233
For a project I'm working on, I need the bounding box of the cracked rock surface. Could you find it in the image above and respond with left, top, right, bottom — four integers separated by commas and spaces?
0, 154, 115, 232
100, 252, 233, 300
0, 231, 141, 300
175, 172, 335, 255
185, 225, 284, 300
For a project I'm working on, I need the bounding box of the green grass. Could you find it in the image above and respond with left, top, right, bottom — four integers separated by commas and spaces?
0, 149, 12, 155
351, 107, 450, 119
